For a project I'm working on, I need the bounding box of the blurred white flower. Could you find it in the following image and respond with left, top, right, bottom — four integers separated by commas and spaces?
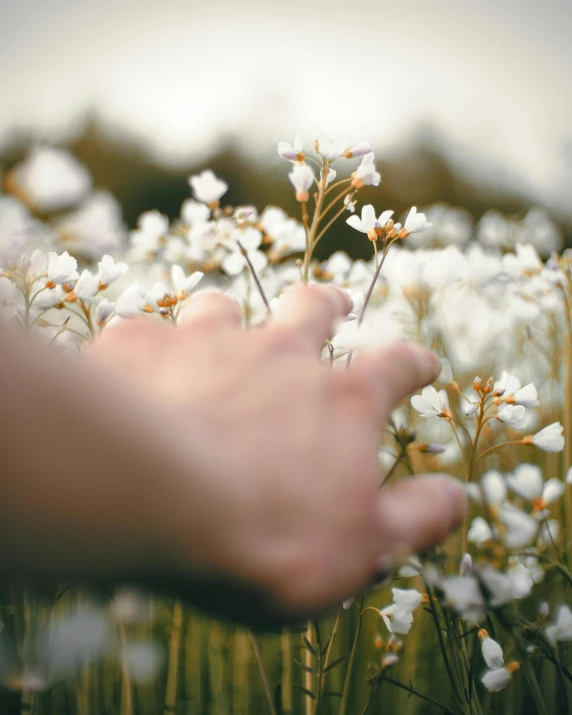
189, 171, 228, 206
316, 134, 349, 161
56, 192, 125, 260
181, 199, 211, 225
288, 164, 315, 202
467, 517, 494, 547
441, 575, 485, 622
171, 265, 203, 299
277, 136, 304, 162
97, 255, 128, 288
466, 470, 507, 506
343, 141, 372, 159
223, 228, 267, 276
506, 464, 564, 511
478, 630, 504, 669
115, 283, 147, 318
10, 147, 91, 213
47, 251, 79, 285
499, 505, 538, 549
73, 270, 99, 301
545, 605, 572, 644
380, 588, 424, 635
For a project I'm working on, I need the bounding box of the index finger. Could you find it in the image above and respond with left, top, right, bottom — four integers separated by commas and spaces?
269, 285, 352, 353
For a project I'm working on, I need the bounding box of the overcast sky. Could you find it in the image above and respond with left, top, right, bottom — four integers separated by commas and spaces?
1, 0, 571, 216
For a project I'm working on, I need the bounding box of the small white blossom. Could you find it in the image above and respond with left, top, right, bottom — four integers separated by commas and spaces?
400, 207, 432, 237
346, 205, 393, 241
441, 576, 485, 622
460, 553, 473, 576
288, 164, 315, 202
344, 141, 372, 159
478, 630, 504, 669
497, 404, 528, 430
97, 255, 128, 288
525, 422, 565, 453
351, 153, 381, 189
467, 517, 494, 547
482, 665, 518, 692
316, 134, 349, 161
171, 265, 203, 299
545, 605, 572, 644
277, 136, 304, 161
47, 251, 79, 285
494, 371, 539, 407
466, 470, 507, 506
189, 171, 228, 206
73, 270, 99, 300
411, 386, 450, 418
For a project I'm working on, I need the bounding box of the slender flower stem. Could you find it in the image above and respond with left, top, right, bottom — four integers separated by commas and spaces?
249, 631, 277, 715
312, 203, 351, 250
323, 177, 352, 198
380, 677, 457, 715
236, 239, 271, 315
339, 597, 364, 715
312, 608, 342, 715
302, 162, 330, 283
474, 440, 524, 465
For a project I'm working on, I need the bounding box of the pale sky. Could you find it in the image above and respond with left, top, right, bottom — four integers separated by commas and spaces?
1, 0, 571, 217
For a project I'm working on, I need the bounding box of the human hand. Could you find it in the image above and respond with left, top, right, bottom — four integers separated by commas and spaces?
88, 285, 466, 624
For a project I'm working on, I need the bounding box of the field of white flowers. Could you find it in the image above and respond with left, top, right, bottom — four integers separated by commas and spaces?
0, 137, 571, 714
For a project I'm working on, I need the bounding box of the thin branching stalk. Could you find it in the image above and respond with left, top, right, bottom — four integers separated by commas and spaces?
249, 631, 277, 715
236, 239, 272, 315
380, 676, 457, 715
339, 598, 364, 715
163, 600, 184, 715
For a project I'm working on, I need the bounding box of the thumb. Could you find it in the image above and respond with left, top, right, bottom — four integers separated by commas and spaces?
375, 475, 467, 561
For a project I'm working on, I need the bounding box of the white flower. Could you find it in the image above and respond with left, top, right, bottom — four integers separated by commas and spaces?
350, 153, 381, 189
73, 270, 99, 300
181, 199, 211, 225
346, 205, 393, 241
567, 467, 572, 485
47, 251, 79, 285
380, 604, 414, 635
222, 228, 268, 276
524, 422, 565, 453
538, 519, 560, 549
277, 136, 304, 161
499, 505, 538, 549
96, 299, 115, 326
441, 576, 485, 622
479, 563, 533, 604
115, 284, 147, 318
400, 207, 432, 237
466, 470, 507, 506
478, 630, 504, 669
411, 385, 450, 418
288, 164, 315, 202
343, 141, 372, 159
494, 371, 539, 407
506, 464, 542, 501
392, 588, 423, 610
316, 134, 349, 161
97, 255, 128, 288
546, 605, 572, 644
497, 405, 528, 430
437, 357, 454, 385
171, 265, 203, 299
189, 171, 228, 206
460, 553, 473, 576
11, 147, 91, 212
482, 665, 518, 692
467, 517, 494, 547
326, 168, 337, 186
380, 588, 423, 635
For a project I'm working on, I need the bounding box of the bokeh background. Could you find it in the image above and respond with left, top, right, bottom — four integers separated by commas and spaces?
1, 3, 572, 714
1, 0, 571, 253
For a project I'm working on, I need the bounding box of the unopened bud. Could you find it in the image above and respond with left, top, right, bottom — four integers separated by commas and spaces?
460, 553, 473, 575
539, 602, 549, 619
418, 442, 446, 455
374, 634, 384, 650
473, 376, 482, 391
382, 654, 399, 668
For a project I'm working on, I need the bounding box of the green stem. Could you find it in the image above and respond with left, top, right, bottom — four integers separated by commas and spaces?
249, 631, 277, 715
339, 597, 364, 715
381, 676, 457, 715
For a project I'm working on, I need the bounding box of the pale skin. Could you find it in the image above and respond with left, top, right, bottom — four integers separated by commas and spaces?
0, 284, 466, 625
